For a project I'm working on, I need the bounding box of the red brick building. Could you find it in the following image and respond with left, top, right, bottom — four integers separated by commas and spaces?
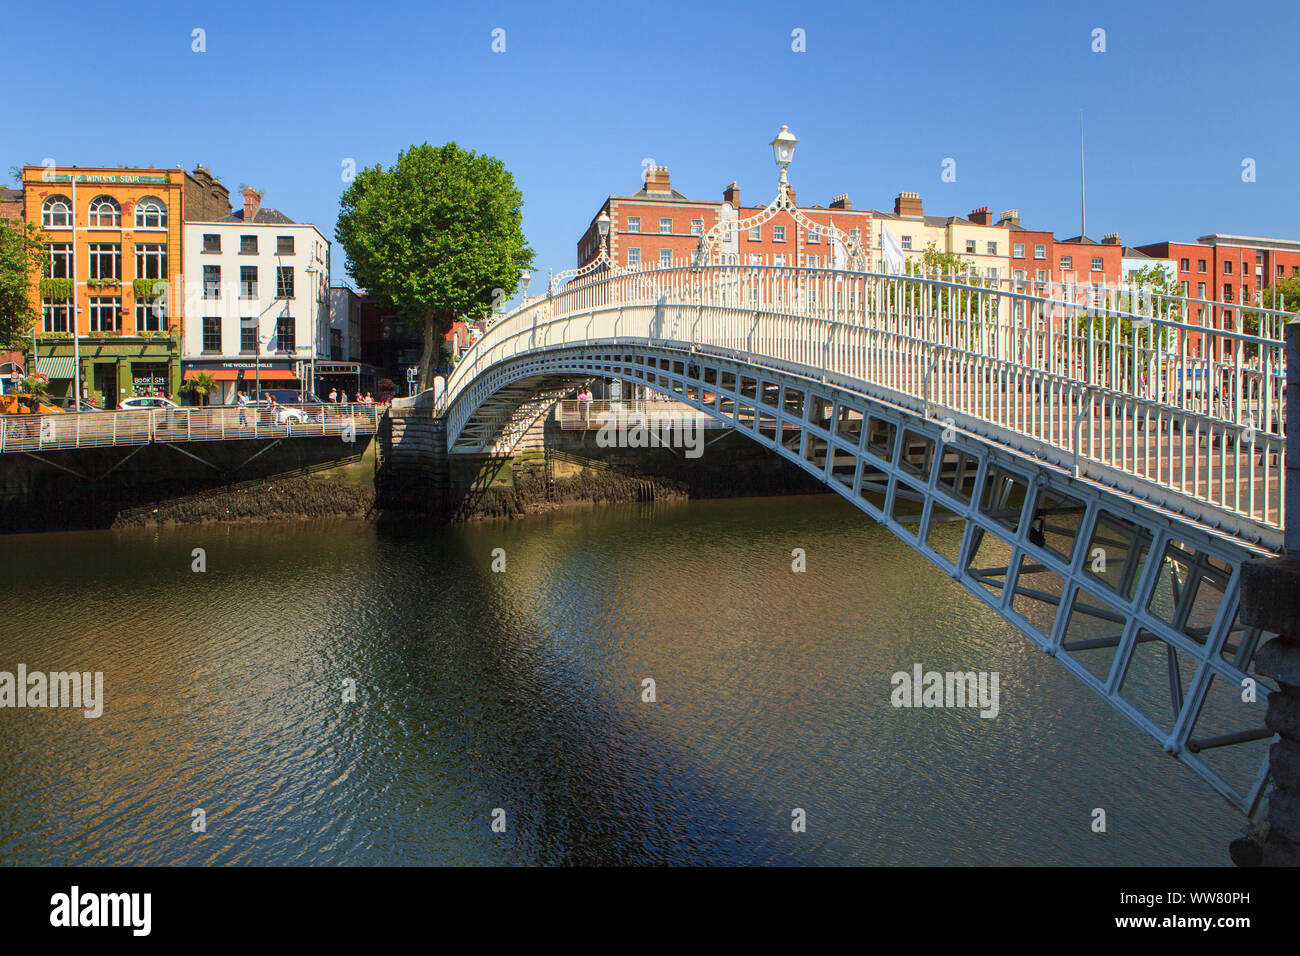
1137, 235, 1300, 329
576, 166, 874, 273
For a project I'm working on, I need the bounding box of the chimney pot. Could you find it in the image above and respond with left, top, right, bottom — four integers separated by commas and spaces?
723, 181, 740, 207
1102, 232, 1121, 245
830, 193, 852, 210
894, 191, 923, 219
996, 208, 1020, 227
243, 186, 260, 221
644, 166, 671, 194
968, 206, 992, 226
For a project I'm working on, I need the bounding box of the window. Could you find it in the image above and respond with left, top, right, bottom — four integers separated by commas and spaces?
808, 230, 820, 244
135, 300, 165, 333
773, 255, 786, 267
1013, 243, 1025, 258
203, 265, 221, 298
134, 243, 166, 280
1197, 282, 1206, 298
1181, 280, 1189, 295
276, 235, 294, 255
240, 235, 258, 254
276, 266, 294, 298
1091, 257, 1103, 272
850, 228, 861, 243
748, 225, 761, 241
46, 243, 73, 278
627, 248, 641, 267
1033, 244, 1046, 259
331, 329, 344, 361
1180, 258, 1190, 271
774, 226, 786, 242
42, 195, 73, 228
627, 217, 641, 233
658, 218, 672, 234
1197, 259, 1206, 273
1278, 265, 1285, 278
1014, 269, 1026, 282
748, 255, 763, 266
1035, 269, 1047, 282
901, 235, 912, 250
202, 316, 221, 353
1223, 260, 1233, 274
240, 320, 258, 353
87, 243, 121, 280
807, 255, 820, 267
659, 249, 672, 267
1060, 256, 1073, 271
1222, 284, 1233, 302
133, 196, 166, 229
89, 297, 120, 333
987, 241, 997, 255
275, 314, 294, 353
965, 240, 976, 254
42, 299, 72, 333
202, 234, 220, 253
240, 265, 257, 298
87, 196, 120, 227
690, 219, 703, 236
986, 267, 998, 279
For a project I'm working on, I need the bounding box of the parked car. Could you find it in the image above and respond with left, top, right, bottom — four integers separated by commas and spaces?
0, 393, 63, 415
48, 396, 102, 412
246, 398, 308, 425
119, 396, 180, 411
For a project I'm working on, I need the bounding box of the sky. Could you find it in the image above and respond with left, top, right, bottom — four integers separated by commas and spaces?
4, 0, 1298, 298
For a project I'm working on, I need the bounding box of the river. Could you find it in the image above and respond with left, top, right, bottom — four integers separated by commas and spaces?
0, 494, 1246, 865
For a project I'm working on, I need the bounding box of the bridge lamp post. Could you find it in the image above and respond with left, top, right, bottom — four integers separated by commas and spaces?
518, 270, 531, 306
770, 124, 798, 186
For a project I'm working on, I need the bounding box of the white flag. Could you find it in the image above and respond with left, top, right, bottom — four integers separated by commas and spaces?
830, 235, 848, 270
881, 225, 905, 275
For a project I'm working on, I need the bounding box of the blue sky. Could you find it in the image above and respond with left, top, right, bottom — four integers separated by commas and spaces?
5, 0, 1298, 292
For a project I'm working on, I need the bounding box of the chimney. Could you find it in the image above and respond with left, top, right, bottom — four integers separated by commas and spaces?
723, 181, 740, 207
830, 193, 852, 210
1102, 232, 1121, 245
644, 166, 671, 195
996, 208, 1020, 227
243, 186, 260, 221
968, 206, 992, 226
894, 191, 923, 219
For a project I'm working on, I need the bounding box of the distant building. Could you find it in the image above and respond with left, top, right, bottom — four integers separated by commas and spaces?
0, 187, 22, 223
181, 186, 330, 402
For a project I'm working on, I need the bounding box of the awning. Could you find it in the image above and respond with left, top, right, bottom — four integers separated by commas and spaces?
246, 369, 299, 382
184, 369, 239, 381
36, 356, 77, 378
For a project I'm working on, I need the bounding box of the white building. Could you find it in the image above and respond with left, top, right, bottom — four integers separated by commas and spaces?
182, 187, 330, 403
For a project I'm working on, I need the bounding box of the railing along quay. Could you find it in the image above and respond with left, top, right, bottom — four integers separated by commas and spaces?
0, 403, 380, 455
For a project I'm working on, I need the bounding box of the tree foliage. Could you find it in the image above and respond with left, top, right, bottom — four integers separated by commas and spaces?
335, 143, 534, 388
0, 219, 45, 350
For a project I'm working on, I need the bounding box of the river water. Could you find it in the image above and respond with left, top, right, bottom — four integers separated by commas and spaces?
0, 495, 1245, 865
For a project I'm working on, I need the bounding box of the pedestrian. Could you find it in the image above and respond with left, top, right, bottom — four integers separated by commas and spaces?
237, 389, 249, 427
341, 389, 348, 405
329, 387, 338, 403
577, 385, 592, 426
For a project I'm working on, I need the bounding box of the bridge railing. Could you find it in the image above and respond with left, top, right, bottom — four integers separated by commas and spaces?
0, 403, 380, 455
555, 399, 730, 430
439, 264, 1289, 539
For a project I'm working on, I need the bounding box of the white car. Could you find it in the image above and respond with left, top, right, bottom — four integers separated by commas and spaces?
119, 396, 180, 410
246, 400, 306, 425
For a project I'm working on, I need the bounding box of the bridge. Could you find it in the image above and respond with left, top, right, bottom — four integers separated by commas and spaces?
399, 266, 1296, 821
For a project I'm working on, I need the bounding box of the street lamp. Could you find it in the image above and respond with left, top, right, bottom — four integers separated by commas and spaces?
770, 124, 798, 182
519, 270, 531, 303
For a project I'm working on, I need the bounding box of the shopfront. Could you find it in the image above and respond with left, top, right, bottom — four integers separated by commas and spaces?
182, 361, 303, 403
34, 334, 181, 409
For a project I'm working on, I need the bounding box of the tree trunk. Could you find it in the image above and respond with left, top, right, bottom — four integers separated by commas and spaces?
418, 310, 454, 393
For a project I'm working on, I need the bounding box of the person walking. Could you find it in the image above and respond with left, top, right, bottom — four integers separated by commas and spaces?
329, 387, 338, 403
341, 389, 348, 405
237, 389, 249, 427
577, 385, 592, 427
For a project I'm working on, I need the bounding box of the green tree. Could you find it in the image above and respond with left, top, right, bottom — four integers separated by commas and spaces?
1244, 275, 1300, 338
180, 371, 218, 406
0, 219, 45, 350
335, 143, 534, 388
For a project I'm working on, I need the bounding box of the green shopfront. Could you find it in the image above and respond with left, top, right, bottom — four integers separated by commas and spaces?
33, 333, 181, 408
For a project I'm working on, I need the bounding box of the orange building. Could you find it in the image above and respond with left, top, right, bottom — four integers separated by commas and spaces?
21, 165, 187, 405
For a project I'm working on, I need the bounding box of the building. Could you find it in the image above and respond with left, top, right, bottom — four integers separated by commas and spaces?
21, 165, 188, 406
181, 186, 330, 403
576, 167, 875, 274
869, 195, 1010, 280
322, 285, 381, 398
0, 187, 21, 223
183, 166, 232, 223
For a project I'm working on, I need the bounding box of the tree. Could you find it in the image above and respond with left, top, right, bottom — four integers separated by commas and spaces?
0, 219, 45, 350
181, 371, 217, 406
1244, 275, 1300, 338
335, 143, 534, 389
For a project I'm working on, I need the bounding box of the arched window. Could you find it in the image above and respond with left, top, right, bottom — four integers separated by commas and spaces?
134, 196, 167, 229
88, 195, 121, 227
42, 195, 73, 228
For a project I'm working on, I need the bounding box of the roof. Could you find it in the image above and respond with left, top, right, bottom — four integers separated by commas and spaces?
220, 207, 296, 224
0, 187, 21, 202
614, 187, 694, 202
1121, 247, 1153, 259
1057, 235, 1107, 245
870, 210, 974, 228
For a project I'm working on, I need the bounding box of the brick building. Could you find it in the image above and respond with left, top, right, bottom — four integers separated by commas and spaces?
1137, 235, 1300, 330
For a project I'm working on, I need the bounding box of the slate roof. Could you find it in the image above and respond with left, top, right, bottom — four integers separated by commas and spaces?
220, 206, 296, 224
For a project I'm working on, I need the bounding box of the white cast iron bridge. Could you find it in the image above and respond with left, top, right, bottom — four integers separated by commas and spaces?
399, 250, 1292, 817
